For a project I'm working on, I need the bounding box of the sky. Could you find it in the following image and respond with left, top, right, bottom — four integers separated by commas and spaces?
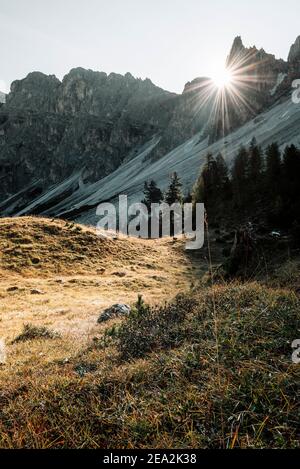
0, 0, 299, 94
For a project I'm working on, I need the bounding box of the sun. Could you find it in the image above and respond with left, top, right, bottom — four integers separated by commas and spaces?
211, 67, 233, 89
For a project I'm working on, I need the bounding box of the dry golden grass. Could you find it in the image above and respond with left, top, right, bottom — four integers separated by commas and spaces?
0, 217, 299, 449
0, 216, 204, 390
0, 282, 299, 449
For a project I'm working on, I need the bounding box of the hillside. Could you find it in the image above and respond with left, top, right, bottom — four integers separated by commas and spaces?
0, 69, 208, 201
4, 92, 300, 224
0, 218, 299, 448
1, 34, 300, 218
0, 216, 203, 347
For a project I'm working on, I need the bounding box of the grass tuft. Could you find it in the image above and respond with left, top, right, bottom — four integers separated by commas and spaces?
12, 324, 60, 344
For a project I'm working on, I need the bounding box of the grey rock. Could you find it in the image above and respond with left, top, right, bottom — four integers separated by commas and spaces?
288, 36, 300, 63
74, 362, 97, 377
97, 304, 131, 323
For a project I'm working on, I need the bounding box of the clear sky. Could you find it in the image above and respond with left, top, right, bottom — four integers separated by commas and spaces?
0, 0, 299, 94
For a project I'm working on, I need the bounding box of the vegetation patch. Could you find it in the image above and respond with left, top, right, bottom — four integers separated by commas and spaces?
12, 324, 60, 344
0, 282, 299, 448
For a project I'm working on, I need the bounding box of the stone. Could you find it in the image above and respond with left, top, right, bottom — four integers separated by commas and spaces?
112, 271, 127, 278
30, 289, 45, 295
97, 304, 131, 323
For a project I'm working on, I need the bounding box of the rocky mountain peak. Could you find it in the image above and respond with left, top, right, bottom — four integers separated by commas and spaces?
7, 72, 60, 112
226, 36, 245, 65
183, 77, 212, 94
288, 36, 300, 63
231, 35, 244, 52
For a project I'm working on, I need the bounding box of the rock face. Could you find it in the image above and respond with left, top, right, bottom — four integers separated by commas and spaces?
288, 36, 300, 63
97, 304, 131, 323
0, 68, 209, 200
227, 36, 288, 95
208, 36, 289, 140
7, 72, 60, 111
0, 35, 300, 207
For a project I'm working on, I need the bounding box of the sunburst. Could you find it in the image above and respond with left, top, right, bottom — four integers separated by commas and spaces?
183, 44, 272, 146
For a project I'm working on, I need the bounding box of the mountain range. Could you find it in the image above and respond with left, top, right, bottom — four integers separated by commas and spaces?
1, 35, 300, 222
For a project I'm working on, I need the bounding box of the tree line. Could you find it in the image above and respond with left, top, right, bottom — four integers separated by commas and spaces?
142, 139, 300, 240
142, 172, 184, 209
192, 139, 300, 232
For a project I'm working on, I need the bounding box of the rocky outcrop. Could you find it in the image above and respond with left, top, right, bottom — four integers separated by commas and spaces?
7, 72, 60, 112
97, 304, 131, 323
0, 71, 168, 197
0, 68, 210, 200
288, 36, 300, 63
204, 36, 292, 140
227, 36, 288, 94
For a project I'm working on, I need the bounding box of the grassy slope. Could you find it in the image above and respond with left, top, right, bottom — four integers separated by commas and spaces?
0, 217, 299, 448
0, 217, 201, 345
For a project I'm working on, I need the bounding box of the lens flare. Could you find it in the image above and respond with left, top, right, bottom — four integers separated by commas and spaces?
211, 67, 233, 89
183, 47, 265, 143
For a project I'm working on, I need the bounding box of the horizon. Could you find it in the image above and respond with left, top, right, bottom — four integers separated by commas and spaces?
0, 0, 299, 94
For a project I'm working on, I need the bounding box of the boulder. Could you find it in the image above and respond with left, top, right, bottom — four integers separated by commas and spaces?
97, 304, 131, 323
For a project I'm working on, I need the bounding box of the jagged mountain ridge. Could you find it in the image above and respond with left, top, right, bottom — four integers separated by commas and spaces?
3, 91, 298, 225
0, 69, 212, 200
1, 35, 300, 219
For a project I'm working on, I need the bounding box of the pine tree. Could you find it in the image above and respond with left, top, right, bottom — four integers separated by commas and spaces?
282, 145, 300, 224
198, 154, 218, 206
249, 138, 263, 182
192, 173, 205, 205
164, 172, 183, 205
192, 153, 231, 216
142, 180, 163, 210
215, 153, 231, 199
215, 153, 229, 186
231, 146, 249, 207
265, 143, 282, 196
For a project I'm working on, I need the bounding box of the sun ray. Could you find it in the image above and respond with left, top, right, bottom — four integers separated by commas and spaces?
182, 44, 274, 146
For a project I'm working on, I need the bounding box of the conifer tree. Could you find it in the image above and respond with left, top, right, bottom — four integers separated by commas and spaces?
164, 172, 183, 205
231, 146, 249, 207
142, 180, 163, 210
249, 138, 263, 183
265, 143, 282, 197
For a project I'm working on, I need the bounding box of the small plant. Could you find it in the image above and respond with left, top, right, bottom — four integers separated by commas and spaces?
12, 323, 60, 344
117, 294, 196, 360
130, 295, 150, 318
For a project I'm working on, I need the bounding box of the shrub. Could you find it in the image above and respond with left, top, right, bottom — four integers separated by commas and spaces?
12, 324, 60, 344
117, 294, 197, 360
